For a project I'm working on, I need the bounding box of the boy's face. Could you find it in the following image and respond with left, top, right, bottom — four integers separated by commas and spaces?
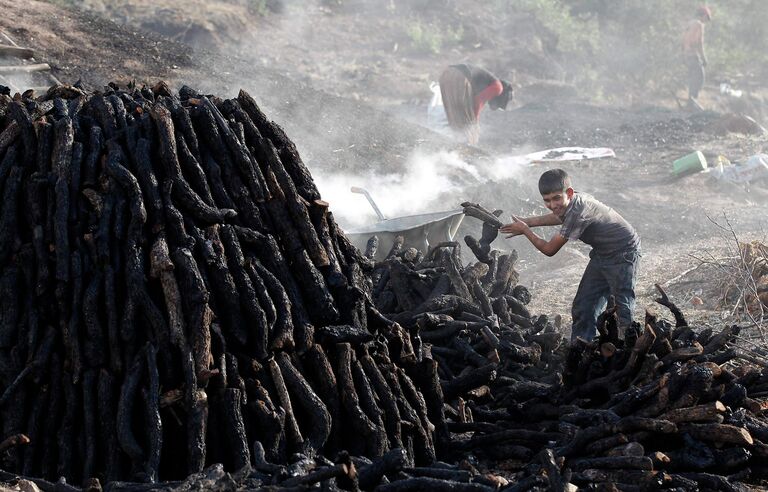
542, 187, 574, 218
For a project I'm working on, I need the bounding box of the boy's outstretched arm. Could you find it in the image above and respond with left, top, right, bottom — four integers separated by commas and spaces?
501, 216, 568, 257
500, 212, 562, 237
524, 213, 564, 227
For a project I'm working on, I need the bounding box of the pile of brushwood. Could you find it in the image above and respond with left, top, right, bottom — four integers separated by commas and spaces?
0, 83, 767, 492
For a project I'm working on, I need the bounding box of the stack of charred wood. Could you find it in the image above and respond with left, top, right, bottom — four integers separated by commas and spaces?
1, 82, 767, 492
369, 203, 768, 491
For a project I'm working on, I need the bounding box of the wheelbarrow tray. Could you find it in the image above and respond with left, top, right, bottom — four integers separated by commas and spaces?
345, 209, 464, 261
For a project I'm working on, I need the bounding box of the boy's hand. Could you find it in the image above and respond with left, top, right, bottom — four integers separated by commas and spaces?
500, 216, 530, 238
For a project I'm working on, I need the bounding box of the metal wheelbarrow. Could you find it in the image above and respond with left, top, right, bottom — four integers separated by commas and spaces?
344, 187, 465, 261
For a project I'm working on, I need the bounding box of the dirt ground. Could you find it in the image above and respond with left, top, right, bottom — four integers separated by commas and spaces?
3, 0, 767, 338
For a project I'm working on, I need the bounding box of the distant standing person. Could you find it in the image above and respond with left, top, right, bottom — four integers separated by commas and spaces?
682, 5, 712, 108
439, 64, 513, 145
499, 169, 641, 342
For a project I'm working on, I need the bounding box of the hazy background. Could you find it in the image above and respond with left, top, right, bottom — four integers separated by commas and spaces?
16, 0, 766, 325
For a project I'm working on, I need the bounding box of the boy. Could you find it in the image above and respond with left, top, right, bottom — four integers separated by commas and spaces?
682, 6, 712, 108
500, 169, 640, 341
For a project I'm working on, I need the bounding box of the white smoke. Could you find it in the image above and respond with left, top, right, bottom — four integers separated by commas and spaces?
314, 149, 536, 229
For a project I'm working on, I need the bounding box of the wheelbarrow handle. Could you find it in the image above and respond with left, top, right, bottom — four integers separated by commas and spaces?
350, 186, 386, 221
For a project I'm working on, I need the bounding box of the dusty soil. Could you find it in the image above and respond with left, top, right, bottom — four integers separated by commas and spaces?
3, 0, 768, 337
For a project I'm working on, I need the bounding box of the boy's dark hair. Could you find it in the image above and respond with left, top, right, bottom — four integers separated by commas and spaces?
538, 169, 572, 195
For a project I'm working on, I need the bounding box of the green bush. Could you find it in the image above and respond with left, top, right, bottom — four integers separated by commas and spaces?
405, 18, 464, 55
406, 20, 444, 54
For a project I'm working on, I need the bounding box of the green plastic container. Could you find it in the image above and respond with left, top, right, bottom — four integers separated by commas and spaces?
673, 151, 708, 176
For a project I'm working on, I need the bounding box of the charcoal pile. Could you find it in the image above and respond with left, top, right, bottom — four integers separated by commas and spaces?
0, 82, 767, 492
371, 202, 768, 491
0, 81, 458, 491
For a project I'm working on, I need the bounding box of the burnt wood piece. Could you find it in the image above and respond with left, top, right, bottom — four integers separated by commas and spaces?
361, 353, 403, 450
221, 388, 251, 471
318, 324, 374, 345
198, 150, 237, 211
200, 96, 267, 201
249, 396, 285, 464
389, 260, 421, 312
171, 247, 212, 376
654, 283, 687, 327
152, 104, 236, 224
0, 121, 20, 159
566, 324, 657, 401
250, 258, 295, 351
267, 357, 304, 452
454, 428, 562, 452
243, 256, 277, 328
352, 358, 388, 457
358, 448, 408, 490
253, 136, 329, 268
200, 225, 248, 346
158, 181, 195, 251
41, 334, 63, 481
397, 367, 433, 449
490, 252, 519, 298
52, 117, 73, 282
461, 202, 503, 228
659, 401, 727, 423
98, 370, 121, 481
187, 389, 209, 474
326, 210, 375, 272
82, 125, 102, 187
176, 131, 214, 205
123, 244, 169, 366
80, 369, 97, 481
336, 343, 378, 453
403, 467, 472, 481
143, 346, 162, 482
164, 96, 202, 163
584, 434, 630, 456
365, 236, 379, 259
505, 294, 532, 319
238, 90, 320, 202
133, 138, 164, 234
68, 141, 83, 223
251, 440, 285, 475
377, 477, 494, 492
676, 472, 743, 492
82, 264, 107, 368
118, 349, 147, 475
302, 345, 342, 452
220, 225, 269, 359
411, 357, 449, 447
308, 199, 346, 288
7, 102, 36, 163
393, 295, 484, 325
382, 362, 435, 465
276, 352, 332, 455
90, 95, 118, 140
568, 456, 654, 471
263, 167, 337, 325
681, 423, 753, 446
56, 374, 79, 481
442, 364, 498, 401
195, 106, 264, 230
0, 468, 80, 492
279, 463, 350, 488
446, 257, 472, 300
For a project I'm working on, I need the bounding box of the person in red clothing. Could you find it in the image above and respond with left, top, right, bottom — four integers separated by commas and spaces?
439, 64, 513, 144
